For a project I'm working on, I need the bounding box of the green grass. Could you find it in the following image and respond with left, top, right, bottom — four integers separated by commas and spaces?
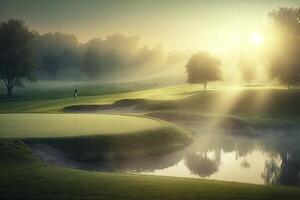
1, 140, 300, 200
1, 84, 300, 199
0, 113, 164, 138
1, 83, 300, 121
0, 84, 199, 113
145, 110, 300, 130
0, 113, 193, 161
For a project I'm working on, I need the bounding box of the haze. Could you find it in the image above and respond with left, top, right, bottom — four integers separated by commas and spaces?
0, 0, 299, 51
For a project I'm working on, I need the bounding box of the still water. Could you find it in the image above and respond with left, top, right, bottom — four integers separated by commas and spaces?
74, 131, 300, 186
34, 120, 300, 186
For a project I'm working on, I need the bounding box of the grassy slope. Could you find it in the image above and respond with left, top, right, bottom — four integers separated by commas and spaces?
0, 84, 199, 113
25, 124, 193, 162
1, 84, 300, 199
145, 110, 300, 130
0, 114, 193, 161
1, 140, 300, 200
1, 84, 300, 121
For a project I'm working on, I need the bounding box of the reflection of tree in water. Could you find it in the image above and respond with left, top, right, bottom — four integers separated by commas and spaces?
260, 133, 300, 186
184, 150, 221, 177
204, 134, 254, 169
262, 153, 300, 185
240, 158, 250, 168
279, 153, 300, 185
261, 156, 281, 185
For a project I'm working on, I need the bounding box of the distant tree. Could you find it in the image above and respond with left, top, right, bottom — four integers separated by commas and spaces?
0, 19, 36, 96
60, 48, 79, 70
42, 52, 60, 77
81, 47, 101, 78
34, 32, 80, 78
239, 56, 257, 85
241, 65, 256, 85
185, 52, 221, 90
81, 46, 122, 78
267, 7, 300, 88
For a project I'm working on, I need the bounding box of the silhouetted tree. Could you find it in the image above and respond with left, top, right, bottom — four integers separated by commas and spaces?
81, 47, 101, 78
0, 19, 36, 96
34, 32, 80, 78
81, 44, 124, 78
42, 52, 60, 77
267, 7, 300, 88
185, 52, 221, 90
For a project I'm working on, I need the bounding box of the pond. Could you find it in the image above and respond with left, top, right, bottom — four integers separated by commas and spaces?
33, 120, 300, 186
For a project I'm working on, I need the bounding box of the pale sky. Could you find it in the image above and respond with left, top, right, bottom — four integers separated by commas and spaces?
1, 0, 300, 51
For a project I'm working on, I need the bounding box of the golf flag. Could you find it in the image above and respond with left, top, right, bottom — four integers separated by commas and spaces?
74, 88, 78, 98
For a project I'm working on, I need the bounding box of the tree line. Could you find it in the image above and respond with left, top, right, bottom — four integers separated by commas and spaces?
1, 7, 300, 96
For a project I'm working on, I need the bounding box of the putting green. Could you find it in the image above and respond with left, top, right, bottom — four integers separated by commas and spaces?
0, 113, 163, 138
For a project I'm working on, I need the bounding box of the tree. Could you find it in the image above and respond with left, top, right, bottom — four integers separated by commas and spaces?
81, 47, 102, 78
239, 55, 257, 85
34, 32, 80, 77
41, 52, 60, 77
266, 7, 300, 88
185, 52, 221, 90
0, 19, 36, 96
81, 46, 122, 78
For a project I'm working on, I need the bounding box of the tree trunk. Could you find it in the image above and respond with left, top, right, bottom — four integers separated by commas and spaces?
6, 85, 13, 97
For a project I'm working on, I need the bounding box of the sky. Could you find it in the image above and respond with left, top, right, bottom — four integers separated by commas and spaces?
1, 0, 300, 51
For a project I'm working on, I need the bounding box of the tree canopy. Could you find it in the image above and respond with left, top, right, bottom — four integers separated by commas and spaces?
266, 7, 300, 88
0, 19, 36, 96
185, 52, 221, 90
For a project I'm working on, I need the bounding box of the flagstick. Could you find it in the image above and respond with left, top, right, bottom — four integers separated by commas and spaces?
74, 93, 77, 126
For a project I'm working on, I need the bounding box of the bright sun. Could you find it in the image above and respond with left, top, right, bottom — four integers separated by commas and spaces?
249, 32, 263, 45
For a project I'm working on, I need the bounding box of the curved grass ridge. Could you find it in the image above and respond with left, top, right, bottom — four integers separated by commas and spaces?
0, 113, 193, 161
25, 122, 193, 162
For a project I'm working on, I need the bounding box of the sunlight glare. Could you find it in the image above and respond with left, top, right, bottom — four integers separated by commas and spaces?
249, 32, 263, 45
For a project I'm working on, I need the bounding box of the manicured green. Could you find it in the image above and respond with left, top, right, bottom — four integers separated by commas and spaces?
0, 113, 163, 138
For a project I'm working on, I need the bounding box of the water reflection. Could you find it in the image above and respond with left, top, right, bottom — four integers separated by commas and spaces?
262, 151, 300, 185
101, 131, 300, 186
34, 124, 300, 186
184, 150, 221, 177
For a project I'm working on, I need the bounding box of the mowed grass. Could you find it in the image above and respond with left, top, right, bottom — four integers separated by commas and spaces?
0, 84, 200, 113
1, 83, 300, 121
0, 113, 163, 138
0, 113, 193, 161
1, 84, 300, 199
1, 141, 300, 200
